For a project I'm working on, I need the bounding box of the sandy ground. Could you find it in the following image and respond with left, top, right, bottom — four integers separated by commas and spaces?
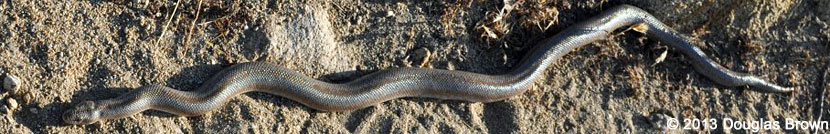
0, 0, 828, 133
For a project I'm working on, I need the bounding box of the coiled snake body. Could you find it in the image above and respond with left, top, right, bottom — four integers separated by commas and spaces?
63, 5, 793, 125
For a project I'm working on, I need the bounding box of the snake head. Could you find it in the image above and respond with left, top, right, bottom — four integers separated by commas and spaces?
63, 101, 102, 125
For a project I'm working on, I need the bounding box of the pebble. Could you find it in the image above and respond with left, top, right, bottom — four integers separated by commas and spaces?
0, 105, 8, 114
28, 108, 36, 114
413, 48, 431, 67
446, 62, 456, 70
5, 98, 17, 110
3, 75, 20, 93
386, 11, 395, 17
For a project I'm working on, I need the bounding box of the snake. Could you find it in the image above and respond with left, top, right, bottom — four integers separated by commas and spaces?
62, 5, 793, 125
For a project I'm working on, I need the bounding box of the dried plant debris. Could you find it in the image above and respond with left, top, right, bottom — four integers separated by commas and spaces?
104, 0, 263, 44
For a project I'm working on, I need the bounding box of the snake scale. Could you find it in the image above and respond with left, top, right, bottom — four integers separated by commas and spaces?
63, 5, 793, 125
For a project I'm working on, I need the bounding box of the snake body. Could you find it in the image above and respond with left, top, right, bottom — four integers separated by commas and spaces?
63, 5, 793, 125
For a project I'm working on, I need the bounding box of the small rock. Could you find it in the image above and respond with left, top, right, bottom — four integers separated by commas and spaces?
5, 98, 17, 110
386, 11, 395, 17
3, 75, 21, 93
413, 48, 432, 67
0, 105, 8, 114
28, 108, 36, 114
447, 62, 456, 70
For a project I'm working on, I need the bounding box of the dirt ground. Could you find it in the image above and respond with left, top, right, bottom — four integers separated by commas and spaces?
0, 0, 828, 133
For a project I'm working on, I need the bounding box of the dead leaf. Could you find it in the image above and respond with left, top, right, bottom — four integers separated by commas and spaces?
652, 48, 668, 66
482, 26, 498, 39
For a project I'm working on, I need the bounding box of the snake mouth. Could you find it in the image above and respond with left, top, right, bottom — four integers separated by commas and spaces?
62, 111, 86, 125
62, 111, 88, 125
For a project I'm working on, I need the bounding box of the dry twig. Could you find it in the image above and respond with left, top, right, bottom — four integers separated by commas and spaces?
156, 0, 183, 45
184, 0, 205, 45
